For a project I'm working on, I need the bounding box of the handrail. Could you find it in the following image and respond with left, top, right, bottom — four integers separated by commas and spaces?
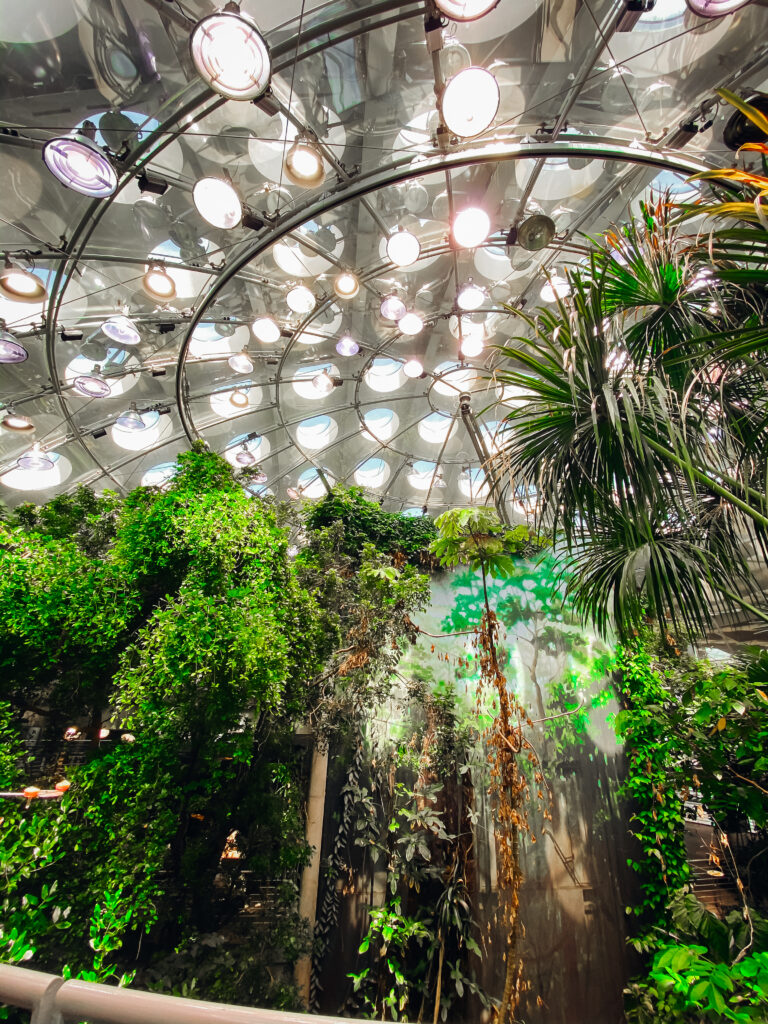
0, 965, 367, 1024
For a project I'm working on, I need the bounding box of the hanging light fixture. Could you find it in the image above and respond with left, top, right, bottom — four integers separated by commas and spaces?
440, 67, 500, 138
142, 264, 176, 301
42, 122, 117, 198
115, 404, 145, 431
102, 314, 141, 346
457, 280, 486, 311
434, 0, 499, 20
1, 408, 34, 432
229, 388, 249, 408
333, 271, 360, 299
686, 0, 751, 13
516, 214, 556, 252
312, 370, 336, 396
403, 358, 424, 378
0, 256, 47, 303
284, 133, 325, 188
386, 229, 421, 268
460, 334, 484, 358
229, 348, 254, 373
286, 284, 316, 314
336, 334, 359, 357
398, 311, 424, 336
193, 176, 243, 229
452, 207, 491, 249
235, 444, 257, 466
380, 293, 407, 322
74, 365, 111, 398
190, 3, 271, 101
251, 316, 281, 343
17, 443, 54, 471
0, 322, 28, 363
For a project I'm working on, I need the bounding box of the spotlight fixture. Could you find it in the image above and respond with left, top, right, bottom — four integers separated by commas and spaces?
115, 404, 145, 431
74, 365, 111, 398
399, 311, 424, 336
403, 358, 425, 378
190, 2, 272, 101
386, 229, 421, 268
286, 284, 316, 315
229, 348, 254, 374
333, 271, 360, 299
457, 280, 486, 312
380, 293, 407, 322
312, 370, 336, 396
516, 214, 556, 252
723, 94, 768, 150
284, 133, 325, 188
137, 169, 169, 196
0, 256, 47, 303
229, 388, 250, 408
60, 327, 84, 342
1, 408, 34, 432
617, 0, 656, 32
252, 316, 281, 344
193, 176, 243, 230
102, 314, 141, 346
18, 442, 53, 471
434, 0, 500, 21
42, 122, 117, 199
142, 264, 176, 301
460, 334, 484, 358
91, 427, 107, 439
452, 207, 491, 249
336, 334, 359, 357
666, 120, 700, 149
235, 444, 257, 466
686, 0, 751, 12
440, 67, 500, 138
0, 323, 28, 363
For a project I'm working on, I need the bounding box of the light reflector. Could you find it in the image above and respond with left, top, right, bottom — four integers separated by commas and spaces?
441, 67, 499, 138
193, 176, 243, 229
434, 0, 499, 19
452, 207, 491, 249
42, 133, 117, 198
0, 327, 28, 363
190, 5, 271, 101
386, 229, 421, 268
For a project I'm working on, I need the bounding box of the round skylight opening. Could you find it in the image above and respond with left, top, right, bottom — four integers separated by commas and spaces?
293, 364, 340, 400
297, 467, 334, 499
459, 468, 489, 499
363, 408, 399, 441
354, 458, 390, 489
141, 462, 178, 488
433, 361, 476, 396
365, 358, 404, 393
540, 275, 571, 302
297, 415, 338, 450
419, 413, 454, 444
408, 460, 438, 491
1, 450, 71, 492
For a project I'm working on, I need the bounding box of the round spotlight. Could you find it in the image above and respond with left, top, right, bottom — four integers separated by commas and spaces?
0, 325, 28, 363
333, 271, 360, 300
686, 0, 751, 13
18, 443, 53, 471
74, 366, 111, 398
399, 311, 424, 336
540, 275, 570, 303
312, 370, 335, 396
517, 214, 556, 252
102, 315, 140, 346
403, 358, 424, 379
460, 334, 484, 358
386, 229, 421, 268
115, 405, 145, 431
229, 388, 249, 408
284, 134, 325, 188
457, 280, 486, 312
434, 0, 499, 19
142, 264, 176, 301
235, 445, 257, 466
380, 293, 407, 322
452, 207, 491, 249
190, 5, 271, 101
229, 348, 254, 374
42, 133, 117, 198
193, 176, 243, 229
440, 67, 499, 139
336, 334, 360, 357
1, 409, 34, 432
252, 316, 281, 344
287, 284, 316, 314
0, 257, 47, 303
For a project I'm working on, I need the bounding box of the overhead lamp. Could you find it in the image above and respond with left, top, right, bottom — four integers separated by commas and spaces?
0, 256, 47, 303
235, 444, 257, 466
399, 311, 424, 336
686, 0, 751, 12
142, 264, 176, 301
193, 176, 244, 230
617, 0, 656, 31
190, 3, 271, 101
440, 67, 500, 138
540, 274, 571, 303
0, 323, 28, 363
312, 370, 336, 396
229, 348, 254, 373
336, 334, 359, 357
380, 293, 407, 322
229, 388, 250, 408
286, 284, 316, 314
457, 280, 486, 312
460, 334, 484, 358
284, 133, 325, 188
516, 214, 556, 252
42, 123, 117, 199
1, 409, 34, 432
333, 271, 360, 299
18, 443, 54, 471
115, 404, 145, 431
403, 358, 425, 379
452, 207, 491, 249
386, 229, 421, 268
74, 365, 111, 398
434, 0, 500, 20
252, 316, 281, 343
102, 314, 140, 346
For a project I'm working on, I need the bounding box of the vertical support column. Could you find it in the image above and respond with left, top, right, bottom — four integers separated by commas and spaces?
295, 743, 329, 1005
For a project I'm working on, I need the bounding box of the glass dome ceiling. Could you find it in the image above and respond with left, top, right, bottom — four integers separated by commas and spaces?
0, 0, 765, 514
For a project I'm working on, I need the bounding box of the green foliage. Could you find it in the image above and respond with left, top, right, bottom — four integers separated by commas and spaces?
430, 508, 544, 579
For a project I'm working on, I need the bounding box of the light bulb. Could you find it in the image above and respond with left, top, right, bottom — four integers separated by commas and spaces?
403, 359, 424, 379
193, 176, 243, 229
386, 229, 421, 268
42, 133, 117, 198
540, 275, 570, 302
434, 0, 499, 20
380, 294, 407, 322
229, 388, 249, 408
235, 446, 256, 466
312, 370, 335, 396
1, 409, 34, 431
336, 334, 359, 357
333, 271, 360, 299
142, 264, 176, 300
398, 311, 424, 336
460, 334, 485, 357
115, 405, 145, 431
18, 443, 53, 471
190, 5, 271, 101
251, 317, 281, 344
0, 258, 47, 303
229, 349, 254, 374
440, 67, 500, 138
0, 327, 28, 363
74, 366, 111, 398
287, 284, 316, 315
284, 135, 325, 187
452, 207, 491, 249
102, 315, 140, 346
457, 281, 486, 311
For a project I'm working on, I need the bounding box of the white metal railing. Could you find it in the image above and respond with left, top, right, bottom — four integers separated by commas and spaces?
0, 964, 361, 1024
